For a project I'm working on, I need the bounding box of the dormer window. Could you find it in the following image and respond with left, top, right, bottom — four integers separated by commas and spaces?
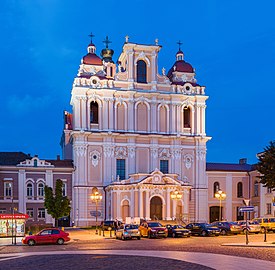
137, 60, 147, 83
90, 101, 99, 124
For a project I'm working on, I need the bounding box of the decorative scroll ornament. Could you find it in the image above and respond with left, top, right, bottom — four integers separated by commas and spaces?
196, 149, 206, 161
103, 145, 114, 157
74, 144, 87, 157
172, 149, 181, 159
183, 154, 193, 169
89, 150, 101, 167
127, 146, 136, 158
150, 147, 158, 158
115, 146, 128, 158
159, 148, 171, 159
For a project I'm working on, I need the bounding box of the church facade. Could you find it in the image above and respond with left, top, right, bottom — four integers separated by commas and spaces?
62, 36, 211, 226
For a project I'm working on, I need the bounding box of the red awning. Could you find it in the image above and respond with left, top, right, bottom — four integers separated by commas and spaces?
0, 213, 29, 219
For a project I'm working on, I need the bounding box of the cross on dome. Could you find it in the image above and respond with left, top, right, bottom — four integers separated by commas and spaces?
89, 32, 95, 43
177, 40, 183, 51
103, 36, 112, 48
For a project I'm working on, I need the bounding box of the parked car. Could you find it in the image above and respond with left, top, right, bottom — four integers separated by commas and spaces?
236, 220, 261, 234
100, 220, 122, 230
166, 224, 191, 238
22, 228, 70, 246
253, 217, 275, 233
210, 221, 242, 235
185, 223, 220, 236
116, 224, 141, 240
139, 221, 168, 238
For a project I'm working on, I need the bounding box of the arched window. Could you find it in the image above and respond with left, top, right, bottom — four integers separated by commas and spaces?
27, 182, 33, 197
38, 182, 45, 197
237, 182, 243, 198
90, 101, 98, 124
213, 182, 220, 197
183, 107, 191, 128
62, 182, 67, 197
254, 181, 259, 197
137, 60, 147, 83
34, 159, 38, 167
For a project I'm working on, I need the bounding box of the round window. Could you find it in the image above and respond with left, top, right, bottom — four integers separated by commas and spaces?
92, 79, 97, 84
186, 86, 190, 91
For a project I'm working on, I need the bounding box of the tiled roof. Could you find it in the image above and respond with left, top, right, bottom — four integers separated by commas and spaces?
0, 152, 32, 165
206, 162, 253, 172
45, 159, 74, 168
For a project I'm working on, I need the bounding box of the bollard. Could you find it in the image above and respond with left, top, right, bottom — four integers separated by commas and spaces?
264, 227, 267, 242
102, 229, 105, 237
110, 229, 112, 238
99, 229, 101, 236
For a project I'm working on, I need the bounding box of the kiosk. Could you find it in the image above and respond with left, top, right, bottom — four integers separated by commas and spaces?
0, 213, 29, 237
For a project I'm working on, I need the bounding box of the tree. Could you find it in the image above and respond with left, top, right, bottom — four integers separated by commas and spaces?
257, 141, 275, 190
44, 179, 71, 227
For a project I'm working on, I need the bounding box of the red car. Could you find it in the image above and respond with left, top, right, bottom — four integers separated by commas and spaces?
22, 228, 70, 246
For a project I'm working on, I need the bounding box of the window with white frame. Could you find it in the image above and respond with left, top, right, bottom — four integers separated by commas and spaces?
267, 203, 272, 215
38, 208, 45, 219
4, 182, 12, 197
62, 182, 67, 197
0, 208, 6, 213
26, 208, 34, 218
26, 182, 33, 198
37, 182, 45, 198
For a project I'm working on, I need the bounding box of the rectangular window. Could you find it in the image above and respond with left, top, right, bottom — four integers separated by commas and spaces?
62, 182, 67, 197
38, 208, 45, 219
267, 203, 272, 215
116, 159, 126, 180
267, 187, 272, 193
27, 208, 34, 218
4, 182, 12, 197
160, 160, 169, 174
0, 208, 6, 213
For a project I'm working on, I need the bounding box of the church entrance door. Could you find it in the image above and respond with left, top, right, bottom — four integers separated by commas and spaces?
209, 206, 221, 223
150, 196, 163, 220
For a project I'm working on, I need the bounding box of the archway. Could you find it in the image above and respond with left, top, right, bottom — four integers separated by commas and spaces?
121, 200, 130, 221
150, 196, 163, 220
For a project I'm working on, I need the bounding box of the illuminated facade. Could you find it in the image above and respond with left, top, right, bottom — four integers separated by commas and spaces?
62, 36, 210, 226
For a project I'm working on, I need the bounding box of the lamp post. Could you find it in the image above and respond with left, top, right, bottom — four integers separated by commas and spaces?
215, 189, 226, 221
170, 190, 183, 221
91, 191, 102, 235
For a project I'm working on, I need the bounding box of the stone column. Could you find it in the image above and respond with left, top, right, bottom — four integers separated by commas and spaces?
130, 188, 135, 217
128, 99, 134, 132
103, 98, 109, 130
139, 189, 144, 218
145, 190, 150, 220
108, 98, 114, 130
81, 97, 87, 130
117, 191, 121, 220
166, 188, 171, 220
171, 104, 176, 133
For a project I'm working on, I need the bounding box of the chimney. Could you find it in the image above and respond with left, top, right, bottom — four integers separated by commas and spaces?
239, 158, 247, 165
57, 155, 60, 160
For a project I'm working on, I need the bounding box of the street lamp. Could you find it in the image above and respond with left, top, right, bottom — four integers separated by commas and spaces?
91, 191, 102, 235
215, 189, 226, 221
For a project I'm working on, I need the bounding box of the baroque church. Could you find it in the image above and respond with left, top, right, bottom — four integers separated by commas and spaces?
61, 35, 211, 226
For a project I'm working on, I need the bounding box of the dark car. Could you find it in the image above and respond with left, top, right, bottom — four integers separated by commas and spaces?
166, 224, 191, 238
210, 221, 242, 235
22, 228, 70, 246
100, 220, 122, 230
185, 223, 220, 236
139, 221, 168, 238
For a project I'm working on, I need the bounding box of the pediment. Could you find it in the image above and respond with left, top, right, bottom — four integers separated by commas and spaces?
139, 170, 181, 186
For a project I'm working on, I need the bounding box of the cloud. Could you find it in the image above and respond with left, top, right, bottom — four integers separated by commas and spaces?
7, 94, 52, 115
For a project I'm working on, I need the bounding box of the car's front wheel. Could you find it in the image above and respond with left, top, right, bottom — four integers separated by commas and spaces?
172, 232, 176, 238
220, 229, 227, 236
201, 230, 207, 237
57, 238, 64, 245
28, 239, 35, 246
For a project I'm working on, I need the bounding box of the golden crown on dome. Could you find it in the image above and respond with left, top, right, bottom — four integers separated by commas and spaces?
101, 36, 114, 63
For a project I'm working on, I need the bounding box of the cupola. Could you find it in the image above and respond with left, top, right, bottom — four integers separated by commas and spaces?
82, 33, 103, 66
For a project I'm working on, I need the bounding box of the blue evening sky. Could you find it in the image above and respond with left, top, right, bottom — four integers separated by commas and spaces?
1, 0, 275, 164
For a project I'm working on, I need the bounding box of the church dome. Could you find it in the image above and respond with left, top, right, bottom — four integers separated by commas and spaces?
82, 53, 102, 65
82, 41, 103, 66
172, 60, 194, 73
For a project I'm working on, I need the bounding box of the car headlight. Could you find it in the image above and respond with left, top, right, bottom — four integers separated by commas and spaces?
124, 232, 129, 235
151, 229, 156, 232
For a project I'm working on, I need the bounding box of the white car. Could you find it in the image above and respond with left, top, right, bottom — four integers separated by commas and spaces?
237, 220, 261, 234
116, 224, 141, 240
